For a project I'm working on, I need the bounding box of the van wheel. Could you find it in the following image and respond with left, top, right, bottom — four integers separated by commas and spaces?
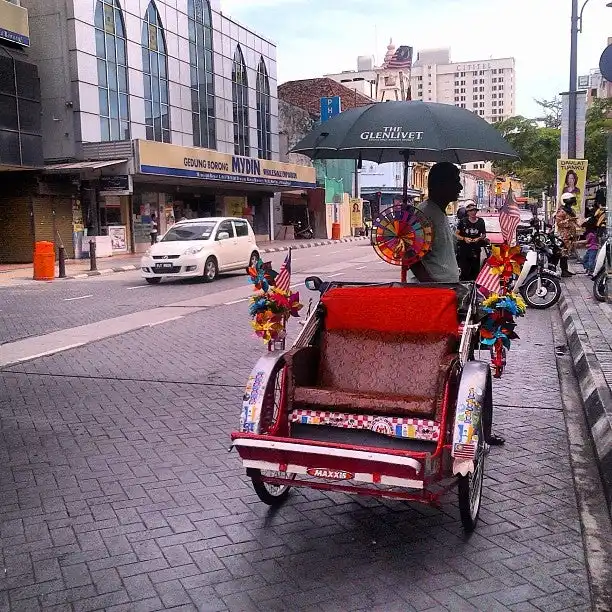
203, 257, 218, 282
248, 251, 260, 269
145, 277, 162, 284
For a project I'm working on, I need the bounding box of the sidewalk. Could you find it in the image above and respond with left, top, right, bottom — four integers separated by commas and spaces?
0, 236, 368, 283
560, 266, 612, 517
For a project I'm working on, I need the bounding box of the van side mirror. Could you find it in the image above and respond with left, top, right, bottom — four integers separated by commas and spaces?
217, 231, 230, 241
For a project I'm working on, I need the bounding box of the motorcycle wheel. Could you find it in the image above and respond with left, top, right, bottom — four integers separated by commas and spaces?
302, 229, 313, 239
593, 270, 607, 303
519, 273, 561, 309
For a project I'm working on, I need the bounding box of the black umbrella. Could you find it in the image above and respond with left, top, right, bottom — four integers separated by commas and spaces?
291, 100, 518, 203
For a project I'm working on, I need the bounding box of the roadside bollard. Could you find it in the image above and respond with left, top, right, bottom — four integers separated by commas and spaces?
58, 246, 66, 278
89, 239, 97, 271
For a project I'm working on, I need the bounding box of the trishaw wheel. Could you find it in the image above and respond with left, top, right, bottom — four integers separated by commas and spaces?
457, 406, 486, 532
250, 469, 295, 506
259, 362, 287, 435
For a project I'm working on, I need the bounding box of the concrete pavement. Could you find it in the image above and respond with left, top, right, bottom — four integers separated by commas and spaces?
0, 237, 367, 285
1, 241, 610, 611
559, 271, 612, 518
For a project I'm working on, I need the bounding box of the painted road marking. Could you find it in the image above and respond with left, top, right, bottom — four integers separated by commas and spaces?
12, 343, 86, 363
224, 298, 248, 305
127, 285, 149, 290
148, 316, 183, 327
328, 272, 344, 277
63, 295, 93, 301
355, 266, 367, 270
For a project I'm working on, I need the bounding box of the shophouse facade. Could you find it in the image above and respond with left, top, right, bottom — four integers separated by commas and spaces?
12, 0, 314, 262
0, 0, 46, 263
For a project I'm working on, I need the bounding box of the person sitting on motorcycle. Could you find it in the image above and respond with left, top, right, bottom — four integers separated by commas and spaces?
455, 203, 488, 281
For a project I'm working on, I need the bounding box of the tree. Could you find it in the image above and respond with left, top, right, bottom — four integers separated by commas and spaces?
492, 116, 560, 191
534, 97, 562, 129
585, 98, 612, 179
493, 98, 612, 190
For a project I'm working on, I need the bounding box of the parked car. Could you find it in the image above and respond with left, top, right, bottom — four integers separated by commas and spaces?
479, 213, 504, 245
141, 217, 260, 284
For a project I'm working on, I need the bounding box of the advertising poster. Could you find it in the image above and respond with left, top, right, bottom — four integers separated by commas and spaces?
557, 159, 588, 217
224, 196, 246, 218
350, 198, 362, 228
108, 226, 127, 253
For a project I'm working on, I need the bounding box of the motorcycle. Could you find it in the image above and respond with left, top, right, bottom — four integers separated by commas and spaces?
514, 232, 562, 309
293, 209, 314, 239
592, 240, 610, 303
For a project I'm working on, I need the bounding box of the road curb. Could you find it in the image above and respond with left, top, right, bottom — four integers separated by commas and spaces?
63, 236, 369, 280
559, 292, 612, 517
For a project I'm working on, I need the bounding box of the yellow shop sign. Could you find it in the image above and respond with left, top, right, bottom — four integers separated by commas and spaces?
0, 0, 30, 47
136, 140, 316, 189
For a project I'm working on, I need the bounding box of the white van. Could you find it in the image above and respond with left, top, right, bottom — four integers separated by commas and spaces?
141, 217, 260, 284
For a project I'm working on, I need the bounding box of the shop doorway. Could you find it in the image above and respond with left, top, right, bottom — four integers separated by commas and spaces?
176, 196, 215, 220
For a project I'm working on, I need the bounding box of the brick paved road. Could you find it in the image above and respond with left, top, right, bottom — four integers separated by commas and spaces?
0, 266, 595, 611
0, 243, 375, 345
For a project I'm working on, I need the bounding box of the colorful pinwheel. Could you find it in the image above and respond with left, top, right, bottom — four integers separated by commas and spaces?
486, 244, 526, 280
247, 258, 303, 345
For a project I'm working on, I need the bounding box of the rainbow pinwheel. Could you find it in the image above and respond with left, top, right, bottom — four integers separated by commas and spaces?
247, 257, 303, 345
486, 244, 526, 280
247, 259, 277, 292
251, 311, 285, 343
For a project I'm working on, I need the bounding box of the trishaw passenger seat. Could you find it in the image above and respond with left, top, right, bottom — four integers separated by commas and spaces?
288, 286, 459, 422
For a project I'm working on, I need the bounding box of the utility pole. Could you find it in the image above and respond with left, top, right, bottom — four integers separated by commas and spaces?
568, 0, 579, 159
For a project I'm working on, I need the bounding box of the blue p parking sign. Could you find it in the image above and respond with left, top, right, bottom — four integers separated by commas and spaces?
320, 96, 341, 122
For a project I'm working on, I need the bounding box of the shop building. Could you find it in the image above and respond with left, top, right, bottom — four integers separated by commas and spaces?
278, 78, 374, 239
0, 0, 47, 263
10, 0, 315, 261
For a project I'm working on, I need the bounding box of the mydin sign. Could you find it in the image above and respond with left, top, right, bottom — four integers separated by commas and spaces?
0, 0, 30, 46
137, 140, 316, 189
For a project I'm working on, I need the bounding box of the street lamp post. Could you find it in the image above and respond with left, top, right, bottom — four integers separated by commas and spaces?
568, 0, 579, 159
568, 1, 612, 158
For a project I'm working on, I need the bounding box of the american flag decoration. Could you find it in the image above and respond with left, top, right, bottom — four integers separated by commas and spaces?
499, 186, 521, 246
385, 45, 413, 70
475, 261, 501, 295
275, 249, 292, 293
453, 443, 477, 461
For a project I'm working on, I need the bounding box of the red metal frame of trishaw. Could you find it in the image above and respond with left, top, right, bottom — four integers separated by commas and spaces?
231, 343, 463, 506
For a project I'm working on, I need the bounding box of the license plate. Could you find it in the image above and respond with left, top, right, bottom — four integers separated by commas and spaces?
156, 262, 173, 269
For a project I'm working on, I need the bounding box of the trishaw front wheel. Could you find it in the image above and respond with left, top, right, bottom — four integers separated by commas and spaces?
250, 469, 295, 506
457, 417, 486, 533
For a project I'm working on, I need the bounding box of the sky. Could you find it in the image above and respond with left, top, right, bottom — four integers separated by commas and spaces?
220, 0, 611, 118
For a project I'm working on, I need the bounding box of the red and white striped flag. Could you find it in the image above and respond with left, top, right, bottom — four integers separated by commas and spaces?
499, 186, 521, 245
475, 262, 501, 295
275, 249, 292, 292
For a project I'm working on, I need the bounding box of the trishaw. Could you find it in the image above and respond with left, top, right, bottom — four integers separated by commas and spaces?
231, 100, 521, 532
231, 275, 495, 532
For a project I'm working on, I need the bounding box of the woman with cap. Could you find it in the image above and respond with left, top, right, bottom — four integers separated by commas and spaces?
555, 192, 578, 277
455, 202, 487, 281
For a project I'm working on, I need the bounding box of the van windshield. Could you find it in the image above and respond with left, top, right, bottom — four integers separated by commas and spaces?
161, 222, 216, 241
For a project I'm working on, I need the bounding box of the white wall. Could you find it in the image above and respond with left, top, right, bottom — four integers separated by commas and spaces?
23, 0, 279, 160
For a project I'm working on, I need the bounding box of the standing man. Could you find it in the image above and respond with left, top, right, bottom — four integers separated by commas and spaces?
410, 162, 505, 446
456, 203, 487, 281
150, 212, 158, 246
410, 162, 461, 284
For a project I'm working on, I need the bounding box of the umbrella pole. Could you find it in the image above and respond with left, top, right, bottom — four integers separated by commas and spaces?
401, 151, 411, 283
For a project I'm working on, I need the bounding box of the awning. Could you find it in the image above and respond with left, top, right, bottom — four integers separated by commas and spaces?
43, 159, 127, 173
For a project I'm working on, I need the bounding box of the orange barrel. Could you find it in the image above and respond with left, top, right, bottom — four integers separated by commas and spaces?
331, 223, 341, 240
33, 241, 55, 280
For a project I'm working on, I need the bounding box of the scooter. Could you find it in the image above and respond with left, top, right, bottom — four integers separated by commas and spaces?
592, 240, 610, 303
293, 210, 314, 239
513, 233, 562, 309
